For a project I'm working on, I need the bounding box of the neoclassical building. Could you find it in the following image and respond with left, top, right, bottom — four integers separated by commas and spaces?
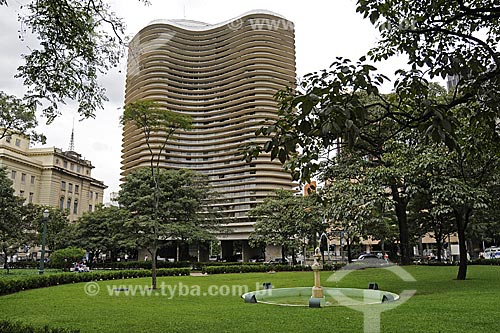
0, 134, 106, 222
121, 10, 296, 260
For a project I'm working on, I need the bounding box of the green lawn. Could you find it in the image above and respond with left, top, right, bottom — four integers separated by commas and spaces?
0, 266, 498, 332
0, 268, 64, 279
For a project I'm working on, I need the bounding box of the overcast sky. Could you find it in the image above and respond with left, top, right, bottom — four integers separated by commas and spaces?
0, 0, 407, 201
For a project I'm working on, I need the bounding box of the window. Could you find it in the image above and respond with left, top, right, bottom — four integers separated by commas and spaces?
15, 138, 21, 147
77, 165, 81, 173
11, 170, 16, 180
70, 163, 74, 171
95, 193, 98, 201
61, 181, 66, 190
66, 198, 71, 210
68, 183, 73, 193
75, 185, 79, 194
73, 200, 78, 214
55, 158, 60, 165
59, 197, 64, 210
21, 173, 26, 182
63, 161, 68, 168
88, 205, 93, 212
90, 192, 93, 199
28, 192, 34, 203
30, 175, 35, 184
5, 136, 11, 143
19, 190, 24, 197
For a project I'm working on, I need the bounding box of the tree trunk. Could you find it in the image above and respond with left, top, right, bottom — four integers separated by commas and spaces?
151, 245, 158, 289
176, 242, 180, 262
391, 185, 411, 265
2, 251, 9, 273
436, 237, 442, 262
455, 209, 470, 280
347, 236, 352, 263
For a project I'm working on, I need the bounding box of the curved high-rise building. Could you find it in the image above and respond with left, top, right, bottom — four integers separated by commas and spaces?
121, 10, 296, 260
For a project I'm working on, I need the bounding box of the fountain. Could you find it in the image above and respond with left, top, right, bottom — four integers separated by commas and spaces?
242, 244, 400, 307
309, 247, 325, 307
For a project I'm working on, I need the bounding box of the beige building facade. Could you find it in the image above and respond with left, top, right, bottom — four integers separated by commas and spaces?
121, 11, 296, 260
0, 134, 106, 222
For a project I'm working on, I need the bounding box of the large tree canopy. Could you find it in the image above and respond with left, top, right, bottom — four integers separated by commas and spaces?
0, 167, 26, 270
243, 1, 500, 279
118, 168, 218, 243
24, 204, 69, 252
248, 189, 324, 261
0, 91, 45, 143
118, 167, 219, 287
359, 0, 500, 141
1, 0, 149, 121
71, 205, 134, 261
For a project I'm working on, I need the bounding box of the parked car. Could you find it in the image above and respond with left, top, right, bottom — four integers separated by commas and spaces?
249, 256, 265, 263
352, 253, 389, 265
482, 247, 500, 259
266, 258, 289, 265
353, 253, 379, 261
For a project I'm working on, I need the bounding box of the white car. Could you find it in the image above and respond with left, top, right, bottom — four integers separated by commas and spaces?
483, 247, 500, 259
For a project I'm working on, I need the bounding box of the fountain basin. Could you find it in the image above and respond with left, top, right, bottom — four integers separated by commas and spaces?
241, 287, 399, 307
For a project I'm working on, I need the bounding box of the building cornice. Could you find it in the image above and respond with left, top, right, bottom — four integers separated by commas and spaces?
145, 9, 289, 31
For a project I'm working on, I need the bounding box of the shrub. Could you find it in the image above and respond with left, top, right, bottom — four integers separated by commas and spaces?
0, 268, 190, 296
0, 320, 80, 333
201, 263, 346, 275
470, 258, 500, 266
50, 247, 86, 271
89, 260, 191, 270
6, 261, 39, 269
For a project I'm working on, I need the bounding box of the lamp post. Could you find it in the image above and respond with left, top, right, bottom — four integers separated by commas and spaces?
39, 209, 49, 275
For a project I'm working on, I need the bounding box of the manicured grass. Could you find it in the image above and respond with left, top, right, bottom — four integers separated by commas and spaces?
0, 268, 64, 279
0, 266, 498, 332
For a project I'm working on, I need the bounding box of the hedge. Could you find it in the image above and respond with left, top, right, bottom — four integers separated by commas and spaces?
6, 260, 191, 270
0, 268, 190, 296
201, 263, 345, 274
89, 260, 191, 270
0, 320, 80, 333
470, 258, 500, 265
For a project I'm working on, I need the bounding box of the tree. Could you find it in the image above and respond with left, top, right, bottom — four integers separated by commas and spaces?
118, 168, 218, 289
423, 106, 500, 279
1, 0, 149, 121
0, 91, 45, 143
23, 204, 69, 252
322, 178, 392, 262
358, 0, 500, 127
121, 100, 192, 289
0, 167, 26, 272
408, 186, 454, 262
72, 205, 134, 262
248, 189, 324, 263
243, 63, 438, 264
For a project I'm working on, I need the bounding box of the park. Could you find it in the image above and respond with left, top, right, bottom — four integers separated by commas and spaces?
1, 1, 500, 332
1, 264, 500, 332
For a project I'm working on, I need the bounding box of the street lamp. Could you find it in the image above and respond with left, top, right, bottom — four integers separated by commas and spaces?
39, 209, 49, 275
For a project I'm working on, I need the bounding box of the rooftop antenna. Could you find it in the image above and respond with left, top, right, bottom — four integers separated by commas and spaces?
68, 118, 75, 151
